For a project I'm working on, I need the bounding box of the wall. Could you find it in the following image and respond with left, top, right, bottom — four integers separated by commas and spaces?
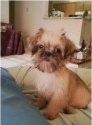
15, 1, 48, 37
1, 1, 9, 23
15, 1, 83, 45
39, 18, 83, 46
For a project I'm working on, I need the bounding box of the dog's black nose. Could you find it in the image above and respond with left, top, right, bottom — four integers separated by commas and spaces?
45, 51, 51, 57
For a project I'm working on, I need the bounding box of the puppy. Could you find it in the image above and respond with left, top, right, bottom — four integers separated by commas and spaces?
28, 28, 91, 120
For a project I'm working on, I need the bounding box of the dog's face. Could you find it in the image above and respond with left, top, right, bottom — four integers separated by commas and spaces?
28, 28, 75, 73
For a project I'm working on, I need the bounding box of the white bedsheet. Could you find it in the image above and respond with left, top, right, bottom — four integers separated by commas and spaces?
0, 54, 34, 68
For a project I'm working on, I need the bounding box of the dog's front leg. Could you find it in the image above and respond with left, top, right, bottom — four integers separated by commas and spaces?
43, 95, 65, 120
32, 94, 47, 109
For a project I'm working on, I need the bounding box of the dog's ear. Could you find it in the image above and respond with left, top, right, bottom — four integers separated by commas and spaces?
35, 28, 44, 39
26, 28, 44, 54
27, 28, 44, 45
64, 37, 76, 58
60, 35, 76, 58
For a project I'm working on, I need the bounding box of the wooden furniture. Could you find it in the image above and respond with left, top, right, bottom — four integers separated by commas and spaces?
49, 1, 91, 17
1, 22, 25, 56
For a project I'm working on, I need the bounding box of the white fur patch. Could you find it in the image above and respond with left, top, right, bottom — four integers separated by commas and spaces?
34, 68, 68, 99
41, 31, 61, 45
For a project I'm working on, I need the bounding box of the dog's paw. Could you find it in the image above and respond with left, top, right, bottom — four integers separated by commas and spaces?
32, 100, 46, 109
43, 111, 58, 120
64, 106, 76, 114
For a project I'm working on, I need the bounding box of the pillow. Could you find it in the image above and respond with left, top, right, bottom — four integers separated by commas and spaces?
1, 68, 50, 125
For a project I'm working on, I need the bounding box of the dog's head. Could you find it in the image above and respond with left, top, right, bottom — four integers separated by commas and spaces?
28, 28, 75, 73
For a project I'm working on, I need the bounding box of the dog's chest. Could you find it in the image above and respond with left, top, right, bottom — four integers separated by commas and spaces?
35, 69, 64, 98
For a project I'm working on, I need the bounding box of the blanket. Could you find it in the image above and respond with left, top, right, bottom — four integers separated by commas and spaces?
1, 54, 91, 125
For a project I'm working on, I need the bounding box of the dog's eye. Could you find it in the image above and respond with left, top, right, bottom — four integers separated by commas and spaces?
38, 44, 44, 49
55, 48, 61, 54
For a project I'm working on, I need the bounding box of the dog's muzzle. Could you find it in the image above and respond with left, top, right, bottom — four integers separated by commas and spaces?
45, 51, 52, 57
43, 51, 52, 61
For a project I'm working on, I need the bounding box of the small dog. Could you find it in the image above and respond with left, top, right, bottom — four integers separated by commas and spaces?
28, 28, 91, 120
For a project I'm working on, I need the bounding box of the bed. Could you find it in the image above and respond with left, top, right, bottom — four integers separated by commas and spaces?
1, 54, 91, 125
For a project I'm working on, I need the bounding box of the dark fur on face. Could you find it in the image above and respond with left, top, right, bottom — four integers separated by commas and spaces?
28, 28, 75, 72
32, 43, 64, 72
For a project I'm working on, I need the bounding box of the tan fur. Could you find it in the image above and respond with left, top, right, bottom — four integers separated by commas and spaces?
28, 28, 91, 120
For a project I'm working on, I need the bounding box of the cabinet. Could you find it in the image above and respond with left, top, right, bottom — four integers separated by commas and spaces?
49, 1, 91, 17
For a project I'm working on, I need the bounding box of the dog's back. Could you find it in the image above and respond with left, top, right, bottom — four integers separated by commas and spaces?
58, 67, 91, 109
